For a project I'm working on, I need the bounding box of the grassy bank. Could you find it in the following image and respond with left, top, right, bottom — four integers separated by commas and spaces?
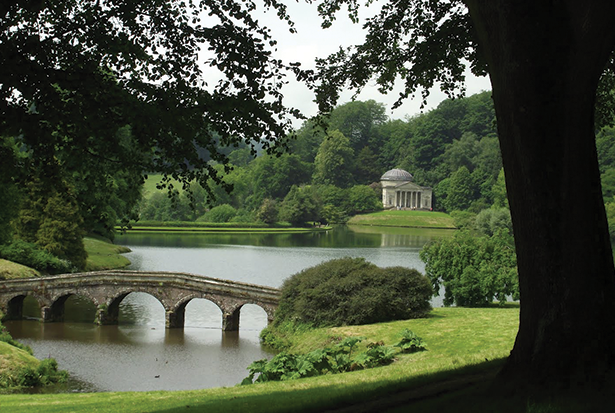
0, 306, 524, 412
83, 237, 131, 271
0, 259, 40, 280
348, 210, 456, 229
122, 221, 330, 234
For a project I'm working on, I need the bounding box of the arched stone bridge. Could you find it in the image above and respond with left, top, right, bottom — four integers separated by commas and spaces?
0, 270, 280, 331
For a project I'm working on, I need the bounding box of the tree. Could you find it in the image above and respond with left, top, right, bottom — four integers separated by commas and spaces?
1, 0, 302, 215
36, 189, 88, 270
347, 185, 383, 215
278, 186, 320, 226
251, 154, 312, 202
314, 0, 615, 390
0, 139, 21, 245
421, 230, 518, 307
312, 130, 355, 188
199, 204, 237, 223
444, 166, 474, 212
328, 100, 388, 153
491, 168, 508, 209
354, 146, 383, 184
256, 198, 279, 225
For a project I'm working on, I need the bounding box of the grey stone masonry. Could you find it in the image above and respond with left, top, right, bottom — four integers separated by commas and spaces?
0, 270, 280, 331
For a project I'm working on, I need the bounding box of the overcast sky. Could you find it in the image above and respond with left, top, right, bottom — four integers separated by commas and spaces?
203, 1, 492, 128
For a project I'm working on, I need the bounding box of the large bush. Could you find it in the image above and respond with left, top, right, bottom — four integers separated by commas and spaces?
274, 257, 432, 327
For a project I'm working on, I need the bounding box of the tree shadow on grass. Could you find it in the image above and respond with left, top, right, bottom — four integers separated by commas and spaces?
148, 356, 614, 413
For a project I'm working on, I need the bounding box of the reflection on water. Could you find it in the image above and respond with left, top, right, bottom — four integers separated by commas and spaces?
114, 225, 452, 250
6, 292, 269, 392
5, 226, 452, 392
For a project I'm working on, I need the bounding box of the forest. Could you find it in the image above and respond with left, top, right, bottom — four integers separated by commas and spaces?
4, 89, 615, 273
139, 91, 505, 225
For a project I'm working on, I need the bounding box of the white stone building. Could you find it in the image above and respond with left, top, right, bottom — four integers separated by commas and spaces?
381, 169, 432, 210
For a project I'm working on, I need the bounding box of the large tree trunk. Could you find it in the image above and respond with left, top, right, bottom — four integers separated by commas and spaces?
465, 1, 615, 389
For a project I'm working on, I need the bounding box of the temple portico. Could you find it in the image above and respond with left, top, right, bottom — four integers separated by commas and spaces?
380, 169, 432, 210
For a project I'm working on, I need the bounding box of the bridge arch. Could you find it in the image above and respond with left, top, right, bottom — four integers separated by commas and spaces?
2, 293, 45, 321
221, 300, 276, 332
168, 295, 225, 329
98, 289, 169, 326
45, 292, 99, 323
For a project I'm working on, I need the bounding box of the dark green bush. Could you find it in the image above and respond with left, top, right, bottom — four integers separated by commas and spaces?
13, 359, 68, 388
0, 240, 73, 274
274, 257, 432, 327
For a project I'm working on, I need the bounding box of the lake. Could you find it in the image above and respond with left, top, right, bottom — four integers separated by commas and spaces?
4, 225, 453, 392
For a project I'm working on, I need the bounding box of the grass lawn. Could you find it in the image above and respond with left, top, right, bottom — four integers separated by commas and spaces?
348, 210, 456, 229
0, 306, 525, 413
84, 237, 132, 271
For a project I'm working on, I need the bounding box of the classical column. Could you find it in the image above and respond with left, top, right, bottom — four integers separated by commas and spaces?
418, 192, 422, 208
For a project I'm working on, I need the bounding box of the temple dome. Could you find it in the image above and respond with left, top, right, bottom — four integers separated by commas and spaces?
380, 168, 413, 181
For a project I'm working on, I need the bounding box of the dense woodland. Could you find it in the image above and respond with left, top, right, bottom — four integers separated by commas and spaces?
4, 89, 615, 273
139, 91, 506, 224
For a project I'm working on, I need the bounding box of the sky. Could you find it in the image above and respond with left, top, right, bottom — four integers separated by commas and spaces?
202, 1, 492, 128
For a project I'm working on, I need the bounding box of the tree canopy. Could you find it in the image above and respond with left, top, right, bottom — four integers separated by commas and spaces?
1, 0, 304, 193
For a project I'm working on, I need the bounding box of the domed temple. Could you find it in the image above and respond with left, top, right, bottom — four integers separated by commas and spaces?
380, 169, 432, 210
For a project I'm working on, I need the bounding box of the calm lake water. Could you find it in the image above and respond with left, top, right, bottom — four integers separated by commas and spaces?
4, 225, 453, 393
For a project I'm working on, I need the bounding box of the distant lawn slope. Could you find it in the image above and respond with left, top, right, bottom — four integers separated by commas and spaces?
142, 173, 183, 199
348, 210, 456, 229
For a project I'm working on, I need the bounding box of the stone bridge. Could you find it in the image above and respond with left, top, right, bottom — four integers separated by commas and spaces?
0, 270, 280, 331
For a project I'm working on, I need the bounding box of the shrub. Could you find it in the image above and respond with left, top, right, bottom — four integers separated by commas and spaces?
274, 257, 432, 327
0, 240, 73, 274
12, 358, 68, 388
198, 204, 237, 223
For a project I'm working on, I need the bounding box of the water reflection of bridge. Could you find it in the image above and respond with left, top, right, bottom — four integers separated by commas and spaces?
0, 271, 280, 331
